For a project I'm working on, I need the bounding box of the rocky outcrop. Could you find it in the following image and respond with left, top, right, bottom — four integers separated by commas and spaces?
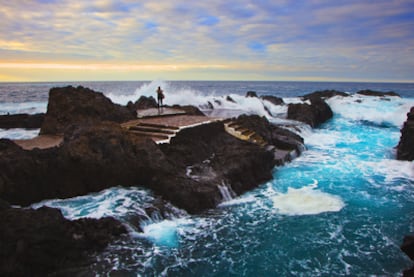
397, 107, 414, 161
0, 113, 44, 129
0, 122, 170, 207
302, 90, 349, 99
127, 95, 158, 113
261, 95, 284, 105
356, 89, 400, 97
287, 96, 333, 127
246, 91, 258, 98
401, 235, 414, 276
40, 86, 135, 135
0, 205, 126, 276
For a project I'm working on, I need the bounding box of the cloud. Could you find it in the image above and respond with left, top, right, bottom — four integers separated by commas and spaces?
0, 0, 413, 81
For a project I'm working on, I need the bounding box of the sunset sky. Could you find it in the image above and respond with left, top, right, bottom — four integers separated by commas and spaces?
0, 0, 413, 82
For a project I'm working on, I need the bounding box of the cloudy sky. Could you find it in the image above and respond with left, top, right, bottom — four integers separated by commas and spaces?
0, 0, 413, 82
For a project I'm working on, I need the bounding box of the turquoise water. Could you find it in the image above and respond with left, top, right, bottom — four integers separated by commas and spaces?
29, 93, 414, 276
2, 81, 413, 275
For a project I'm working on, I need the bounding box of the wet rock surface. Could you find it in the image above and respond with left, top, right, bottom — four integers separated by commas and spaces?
397, 107, 414, 161
0, 205, 126, 276
0, 113, 45, 129
40, 86, 135, 135
287, 96, 333, 127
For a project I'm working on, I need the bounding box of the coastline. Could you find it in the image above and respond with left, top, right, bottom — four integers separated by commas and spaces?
0, 85, 413, 275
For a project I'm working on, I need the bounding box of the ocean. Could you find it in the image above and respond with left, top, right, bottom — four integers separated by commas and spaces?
2, 81, 414, 275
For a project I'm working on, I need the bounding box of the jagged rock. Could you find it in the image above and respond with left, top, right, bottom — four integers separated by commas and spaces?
302, 90, 349, 99
401, 235, 414, 276
0, 206, 126, 276
356, 89, 400, 97
287, 96, 333, 127
226, 96, 236, 103
161, 121, 275, 199
127, 96, 158, 113
234, 114, 303, 152
40, 86, 135, 135
397, 107, 414, 161
0, 113, 45, 129
0, 122, 171, 206
171, 105, 205, 116
261, 95, 284, 105
246, 91, 258, 98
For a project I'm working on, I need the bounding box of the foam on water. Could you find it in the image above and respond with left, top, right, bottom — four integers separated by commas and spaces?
0, 128, 39, 139
327, 95, 414, 127
0, 101, 47, 115
271, 181, 345, 215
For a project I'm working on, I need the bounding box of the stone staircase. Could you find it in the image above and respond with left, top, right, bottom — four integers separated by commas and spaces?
122, 121, 180, 143
224, 120, 267, 147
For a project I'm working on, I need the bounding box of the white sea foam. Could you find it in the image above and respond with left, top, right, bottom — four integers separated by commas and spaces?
0, 101, 47, 115
31, 186, 156, 220
0, 128, 39, 139
271, 181, 345, 216
327, 95, 414, 127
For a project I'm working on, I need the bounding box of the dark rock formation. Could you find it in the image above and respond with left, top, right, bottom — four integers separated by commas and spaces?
261, 95, 284, 105
287, 97, 333, 127
0, 206, 126, 276
40, 86, 135, 135
0, 113, 45, 129
234, 114, 303, 152
401, 235, 414, 276
356, 89, 400, 97
161, 121, 275, 199
246, 91, 258, 98
302, 90, 349, 99
171, 105, 205, 116
397, 107, 414, 161
0, 122, 169, 207
127, 95, 158, 113
226, 96, 236, 103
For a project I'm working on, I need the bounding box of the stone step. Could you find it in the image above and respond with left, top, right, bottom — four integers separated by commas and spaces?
137, 122, 180, 130
129, 125, 176, 135
129, 130, 170, 140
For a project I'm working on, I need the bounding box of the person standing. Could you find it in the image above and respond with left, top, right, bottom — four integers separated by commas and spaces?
156, 86, 164, 111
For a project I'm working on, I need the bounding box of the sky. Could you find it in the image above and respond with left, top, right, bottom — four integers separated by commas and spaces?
0, 0, 413, 82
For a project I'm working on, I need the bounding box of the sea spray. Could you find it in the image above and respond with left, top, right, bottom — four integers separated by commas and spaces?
271, 181, 345, 216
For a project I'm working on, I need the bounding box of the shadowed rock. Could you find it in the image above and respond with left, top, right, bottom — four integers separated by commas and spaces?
261, 95, 284, 105
246, 91, 258, 98
401, 235, 414, 276
397, 107, 414, 161
356, 89, 400, 97
287, 96, 333, 127
302, 90, 349, 99
40, 86, 135, 135
0, 113, 45, 129
0, 206, 126, 276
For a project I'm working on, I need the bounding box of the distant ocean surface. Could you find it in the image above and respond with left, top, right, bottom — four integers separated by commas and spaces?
2, 81, 414, 275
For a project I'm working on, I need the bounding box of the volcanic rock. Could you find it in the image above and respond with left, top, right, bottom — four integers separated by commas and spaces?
261, 95, 284, 105
40, 86, 135, 135
0, 113, 45, 129
397, 107, 414, 161
356, 89, 400, 97
0, 206, 126, 276
302, 90, 349, 99
401, 235, 414, 276
226, 96, 236, 103
246, 91, 258, 98
127, 95, 158, 113
287, 96, 333, 127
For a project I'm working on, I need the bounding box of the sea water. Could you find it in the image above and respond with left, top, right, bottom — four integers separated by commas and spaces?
1, 81, 414, 275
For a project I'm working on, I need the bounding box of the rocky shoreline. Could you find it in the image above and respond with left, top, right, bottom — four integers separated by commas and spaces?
0, 86, 412, 275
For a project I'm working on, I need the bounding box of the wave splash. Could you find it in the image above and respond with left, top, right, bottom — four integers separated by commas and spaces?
271, 181, 345, 216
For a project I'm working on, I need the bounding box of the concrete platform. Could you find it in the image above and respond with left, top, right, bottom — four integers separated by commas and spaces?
136, 107, 186, 118
14, 135, 63, 150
